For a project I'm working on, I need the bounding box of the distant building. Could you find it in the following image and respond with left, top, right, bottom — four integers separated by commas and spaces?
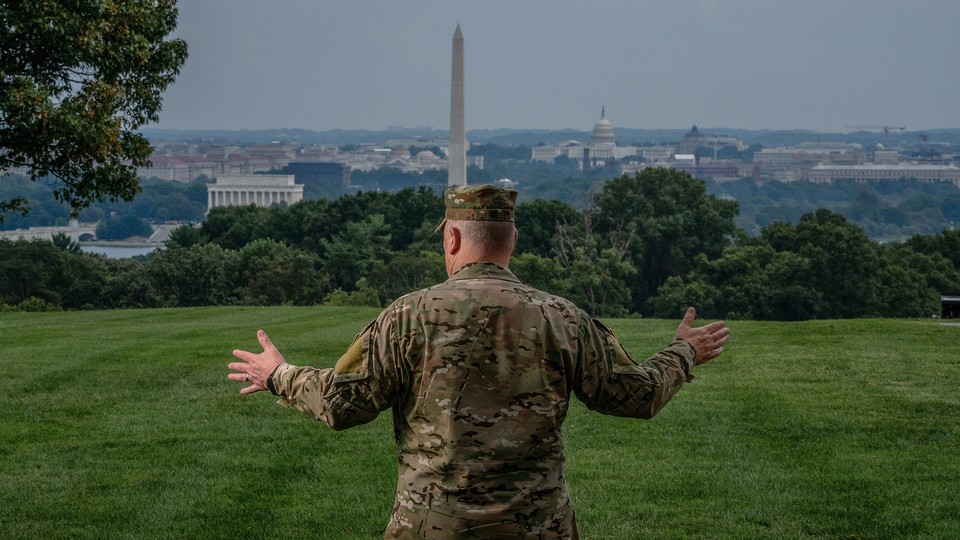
587, 107, 616, 167
140, 149, 289, 182
804, 163, 960, 186
753, 146, 865, 167
639, 145, 675, 162
284, 162, 352, 189
530, 108, 638, 169
676, 125, 747, 155
942, 293, 960, 319
207, 175, 303, 211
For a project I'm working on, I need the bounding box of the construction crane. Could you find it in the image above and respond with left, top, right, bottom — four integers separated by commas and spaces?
844, 125, 906, 147
845, 125, 906, 133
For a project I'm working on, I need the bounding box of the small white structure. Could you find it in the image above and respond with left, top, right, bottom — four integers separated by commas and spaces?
207, 175, 303, 211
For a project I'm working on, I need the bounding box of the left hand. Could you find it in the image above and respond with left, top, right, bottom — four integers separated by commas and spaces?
673, 307, 729, 365
228, 329, 286, 395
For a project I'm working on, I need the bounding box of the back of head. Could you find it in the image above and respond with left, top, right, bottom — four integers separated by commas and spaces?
450, 218, 516, 253
437, 184, 519, 268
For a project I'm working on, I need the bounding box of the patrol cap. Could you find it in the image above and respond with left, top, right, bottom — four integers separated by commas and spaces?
435, 184, 519, 232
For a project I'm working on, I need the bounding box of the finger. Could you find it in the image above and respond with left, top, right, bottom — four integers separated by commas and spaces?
239, 383, 262, 395
232, 349, 256, 362
699, 320, 727, 334
227, 361, 251, 373
680, 306, 696, 327
257, 329, 276, 353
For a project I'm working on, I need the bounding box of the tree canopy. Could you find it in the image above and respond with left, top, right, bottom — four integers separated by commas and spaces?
0, 0, 188, 221
3, 178, 959, 319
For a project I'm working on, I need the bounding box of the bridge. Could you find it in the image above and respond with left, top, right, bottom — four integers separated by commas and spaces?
0, 220, 177, 244
0, 219, 98, 242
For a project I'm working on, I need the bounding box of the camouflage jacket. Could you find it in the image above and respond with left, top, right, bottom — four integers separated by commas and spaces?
271, 262, 696, 539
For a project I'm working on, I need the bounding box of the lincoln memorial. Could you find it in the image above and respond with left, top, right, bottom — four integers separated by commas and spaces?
207, 175, 303, 211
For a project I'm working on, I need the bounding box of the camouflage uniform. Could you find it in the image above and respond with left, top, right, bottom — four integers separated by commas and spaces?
270, 262, 696, 539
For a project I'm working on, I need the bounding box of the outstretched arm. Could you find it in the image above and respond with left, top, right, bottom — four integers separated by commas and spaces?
673, 307, 729, 365
228, 329, 285, 395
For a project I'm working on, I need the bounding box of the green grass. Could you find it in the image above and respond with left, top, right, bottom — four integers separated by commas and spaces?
1, 308, 957, 539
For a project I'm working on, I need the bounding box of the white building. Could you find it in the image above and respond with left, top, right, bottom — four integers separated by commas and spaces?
207, 175, 303, 211
530, 108, 637, 169
803, 163, 960, 186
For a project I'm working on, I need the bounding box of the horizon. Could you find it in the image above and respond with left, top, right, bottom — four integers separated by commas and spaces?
157, 1, 960, 134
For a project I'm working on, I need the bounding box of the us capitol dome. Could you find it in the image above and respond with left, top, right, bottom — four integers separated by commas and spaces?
591, 107, 615, 146
589, 107, 615, 162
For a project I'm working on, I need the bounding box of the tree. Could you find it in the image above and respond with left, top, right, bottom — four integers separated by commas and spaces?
167, 224, 202, 249
367, 250, 445, 303
235, 239, 328, 305
51, 232, 81, 253
593, 168, 740, 313
514, 199, 579, 258
96, 214, 153, 240
552, 208, 636, 317
0, 237, 107, 308
146, 243, 239, 306
0, 0, 188, 221
319, 214, 392, 291
763, 210, 882, 318
200, 205, 274, 250
942, 194, 960, 223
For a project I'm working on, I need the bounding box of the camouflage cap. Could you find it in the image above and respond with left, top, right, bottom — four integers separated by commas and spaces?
435, 184, 519, 232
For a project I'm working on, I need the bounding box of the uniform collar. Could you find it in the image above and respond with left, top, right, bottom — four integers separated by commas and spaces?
447, 262, 521, 283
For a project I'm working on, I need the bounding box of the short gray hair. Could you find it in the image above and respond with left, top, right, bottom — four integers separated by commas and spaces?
449, 219, 516, 250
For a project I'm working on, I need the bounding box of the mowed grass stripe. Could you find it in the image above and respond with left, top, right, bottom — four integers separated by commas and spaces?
1, 308, 957, 539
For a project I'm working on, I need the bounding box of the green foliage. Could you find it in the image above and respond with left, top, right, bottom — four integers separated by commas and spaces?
50, 231, 80, 253
235, 239, 328, 305
166, 224, 202, 249
0, 238, 106, 308
95, 214, 153, 240
715, 177, 960, 238
2, 177, 960, 319
0, 174, 207, 228
319, 214, 392, 291
1, 295, 62, 312
0, 0, 188, 220
200, 204, 275, 250
656, 210, 950, 320
367, 250, 445, 303
147, 244, 239, 306
510, 252, 570, 297
324, 278, 382, 308
101, 258, 166, 308
594, 168, 740, 312
514, 198, 580, 258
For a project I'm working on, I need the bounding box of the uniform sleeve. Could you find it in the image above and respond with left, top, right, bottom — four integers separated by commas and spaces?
270, 311, 403, 430
573, 313, 696, 419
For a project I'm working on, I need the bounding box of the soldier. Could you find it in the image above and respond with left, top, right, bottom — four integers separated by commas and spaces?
229, 184, 730, 539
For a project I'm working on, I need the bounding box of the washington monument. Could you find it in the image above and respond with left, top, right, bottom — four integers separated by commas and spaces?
448, 24, 466, 186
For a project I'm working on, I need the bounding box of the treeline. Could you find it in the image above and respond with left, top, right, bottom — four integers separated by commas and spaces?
3, 170, 959, 320
0, 175, 210, 229
712, 177, 960, 238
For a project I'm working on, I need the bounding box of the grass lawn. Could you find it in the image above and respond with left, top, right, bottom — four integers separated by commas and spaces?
1, 307, 957, 539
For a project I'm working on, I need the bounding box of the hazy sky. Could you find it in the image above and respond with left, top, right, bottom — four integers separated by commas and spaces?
156, 1, 960, 133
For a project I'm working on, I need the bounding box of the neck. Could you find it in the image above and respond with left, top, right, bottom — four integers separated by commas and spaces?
446, 248, 511, 277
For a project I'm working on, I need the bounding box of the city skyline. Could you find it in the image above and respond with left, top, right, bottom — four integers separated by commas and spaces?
157, 1, 960, 133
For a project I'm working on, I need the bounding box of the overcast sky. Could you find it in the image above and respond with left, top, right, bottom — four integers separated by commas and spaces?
155, 0, 960, 133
